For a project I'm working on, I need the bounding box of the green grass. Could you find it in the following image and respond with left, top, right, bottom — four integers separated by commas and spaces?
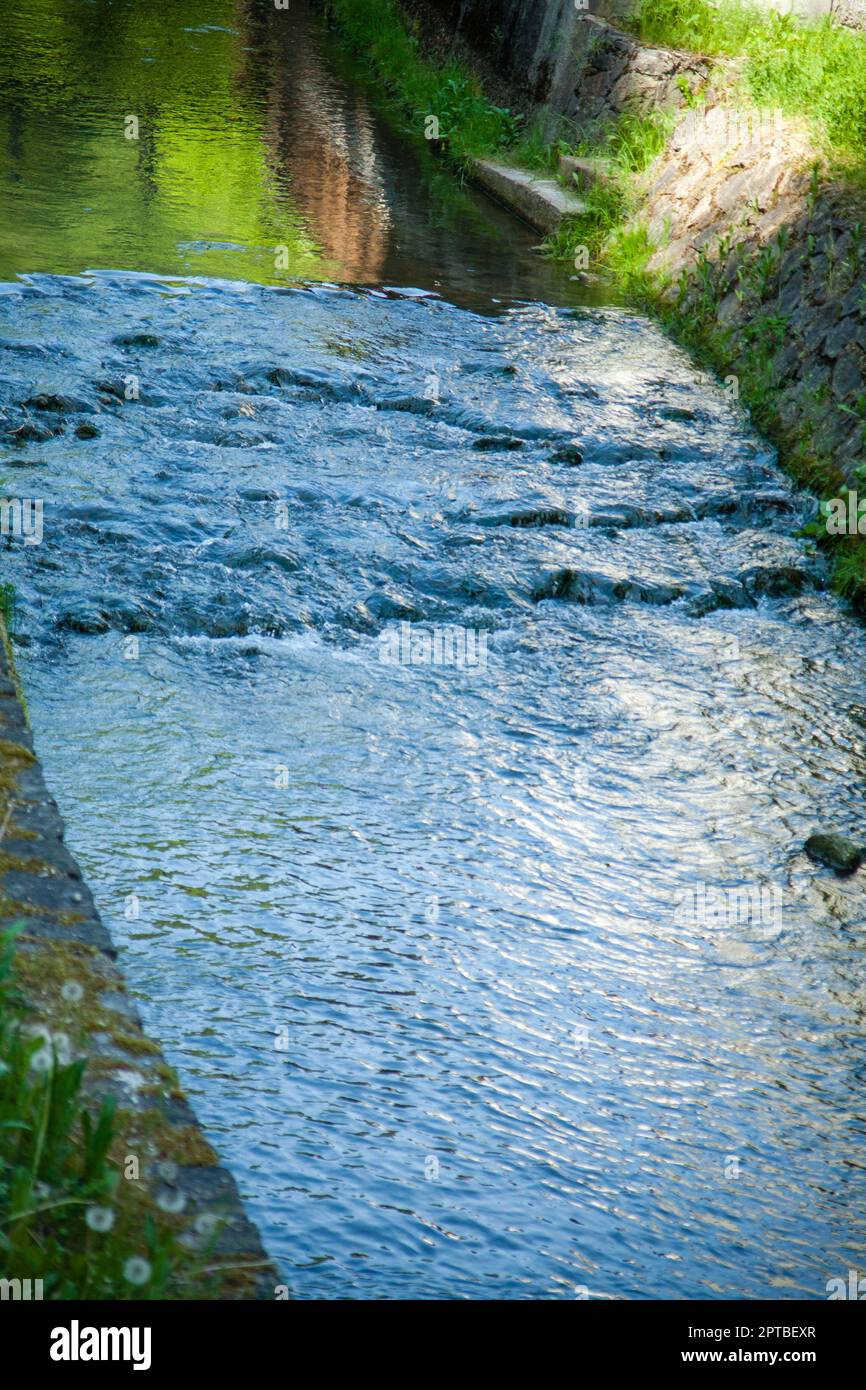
0, 927, 200, 1298
319, 0, 522, 159
0, 585, 15, 635
627, 0, 866, 167
545, 110, 674, 291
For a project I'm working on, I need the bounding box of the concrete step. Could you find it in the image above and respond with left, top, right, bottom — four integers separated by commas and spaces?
471, 159, 587, 234
559, 155, 615, 190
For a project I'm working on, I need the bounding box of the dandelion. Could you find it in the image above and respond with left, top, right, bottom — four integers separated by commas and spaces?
156, 1188, 186, 1215
86, 1206, 115, 1233
194, 1212, 220, 1238
52, 1032, 72, 1066
61, 980, 84, 1004
29, 1044, 53, 1075
123, 1257, 152, 1287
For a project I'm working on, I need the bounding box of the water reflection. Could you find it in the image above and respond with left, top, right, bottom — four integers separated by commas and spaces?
0, 0, 591, 309
247, 0, 391, 282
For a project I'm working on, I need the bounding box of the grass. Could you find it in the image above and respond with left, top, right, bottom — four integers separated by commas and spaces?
0, 585, 14, 634
0, 926, 204, 1298
319, 0, 522, 159
544, 110, 674, 292
627, 0, 866, 169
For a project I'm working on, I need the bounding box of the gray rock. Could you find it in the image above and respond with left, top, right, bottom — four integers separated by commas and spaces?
804, 833, 864, 875
833, 350, 865, 400
6, 421, 56, 443
472, 435, 524, 452
550, 443, 583, 465
112, 331, 160, 347
23, 392, 98, 414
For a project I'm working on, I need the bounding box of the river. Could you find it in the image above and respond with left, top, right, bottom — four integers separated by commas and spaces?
2, 0, 866, 1300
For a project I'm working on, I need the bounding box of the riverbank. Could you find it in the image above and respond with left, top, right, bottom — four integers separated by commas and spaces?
0, 617, 275, 1299
318, 0, 866, 605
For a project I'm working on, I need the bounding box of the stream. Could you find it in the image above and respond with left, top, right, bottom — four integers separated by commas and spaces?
2, 0, 866, 1300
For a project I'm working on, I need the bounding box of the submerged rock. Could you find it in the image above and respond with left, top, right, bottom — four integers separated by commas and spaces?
5, 421, 56, 443
112, 331, 160, 348
56, 605, 110, 635
477, 506, 574, 529
75, 422, 100, 439
550, 443, 583, 465
471, 435, 524, 452
533, 567, 684, 606
23, 392, 98, 414
804, 833, 864, 875
740, 564, 812, 599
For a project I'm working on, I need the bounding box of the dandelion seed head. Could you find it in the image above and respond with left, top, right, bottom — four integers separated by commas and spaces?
123, 1257, 152, 1287
156, 1188, 186, 1215
86, 1206, 115, 1233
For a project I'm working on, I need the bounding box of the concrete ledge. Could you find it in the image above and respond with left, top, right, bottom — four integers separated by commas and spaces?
0, 620, 277, 1299
559, 154, 614, 190
470, 159, 587, 234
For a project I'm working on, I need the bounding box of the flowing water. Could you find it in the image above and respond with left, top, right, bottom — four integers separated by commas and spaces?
2, 0, 866, 1301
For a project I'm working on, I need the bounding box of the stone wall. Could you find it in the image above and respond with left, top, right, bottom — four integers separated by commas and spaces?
640, 95, 866, 478
550, 12, 866, 482
569, 15, 713, 126
0, 624, 276, 1298
425, 0, 864, 117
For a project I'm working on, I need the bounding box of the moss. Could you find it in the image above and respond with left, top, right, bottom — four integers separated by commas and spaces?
14, 938, 163, 1064
113, 1113, 219, 1169
0, 736, 34, 774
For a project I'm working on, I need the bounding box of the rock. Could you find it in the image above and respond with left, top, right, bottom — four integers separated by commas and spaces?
56, 605, 110, 635
532, 567, 684, 606
739, 564, 810, 598
470, 160, 587, 235
478, 506, 574, 529
471, 435, 524, 452
23, 392, 97, 414
833, 350, 864, 400
550, 443, 583, 465
112, 331, 160, 348
74, 422, 100, 439
6, 422, 56, 444
559, 155, 613, 190
804, 833, 864, 875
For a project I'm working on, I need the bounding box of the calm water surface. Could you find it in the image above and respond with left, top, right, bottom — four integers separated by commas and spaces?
2, 0, 866, 1301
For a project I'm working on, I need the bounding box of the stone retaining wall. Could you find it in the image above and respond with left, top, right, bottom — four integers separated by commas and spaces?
556, 13, 866, 482
0, 622, 276, 1299
424, 0, 864, 119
